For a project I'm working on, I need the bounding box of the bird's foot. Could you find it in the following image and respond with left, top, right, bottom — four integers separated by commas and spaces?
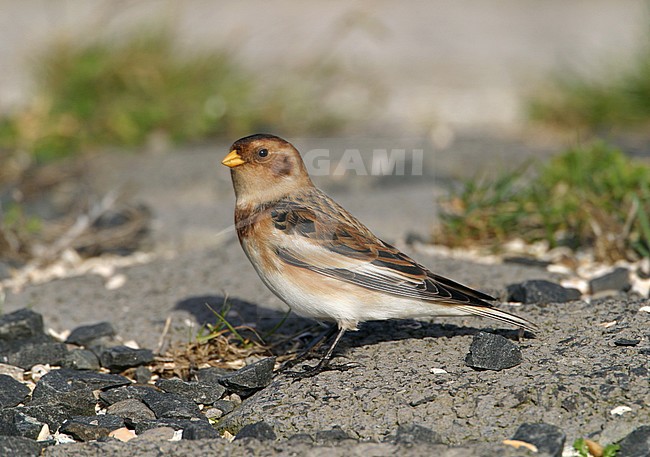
284, 361, 359, 379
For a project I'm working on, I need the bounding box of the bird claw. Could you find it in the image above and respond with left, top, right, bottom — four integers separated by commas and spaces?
283, 361, 359, 379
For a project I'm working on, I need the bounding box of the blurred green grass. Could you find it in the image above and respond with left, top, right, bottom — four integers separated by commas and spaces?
435, 142, 650, 262
0, 29, 352, 165
529, 23, 650, 132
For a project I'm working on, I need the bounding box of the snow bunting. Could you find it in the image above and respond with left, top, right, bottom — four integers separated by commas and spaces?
222, 134, 537, 375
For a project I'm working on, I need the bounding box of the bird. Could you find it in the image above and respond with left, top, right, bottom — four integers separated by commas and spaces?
222, 133, 537, 376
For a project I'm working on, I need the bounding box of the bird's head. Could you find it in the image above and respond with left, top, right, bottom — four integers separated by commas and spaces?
222, 134, 313, 205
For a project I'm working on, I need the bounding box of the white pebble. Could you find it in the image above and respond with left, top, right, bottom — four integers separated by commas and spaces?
610, 405, 632, 416
105, 274, 126, 290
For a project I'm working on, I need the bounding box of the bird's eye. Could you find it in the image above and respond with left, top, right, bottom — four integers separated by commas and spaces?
257, 149, 269, 158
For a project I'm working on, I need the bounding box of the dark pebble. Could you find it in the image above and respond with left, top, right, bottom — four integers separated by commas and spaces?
218, 357, 275, 396
0, 436, 44, 457
181, 421, 221, 440
315, 426, 353, 442
106, 398, 156, 422
212, 399, 235, 416
99, 385, 157, 406
405, 231, 427, 245
31, 373, 97, 419
13, 412, 45, 440
60, 415, 125, 441
11, 403, 78, 432
615, 338, 641, 347
33, 369, 130, 396
142, 390, 203, 420
193, 366, 230, 384
617, 425, 650, 457
134, 417, 209, 436
395, 424, 442, 445
506, 280, 581, 304
503, 256, 552, 268
156, 377, 225, 405
589, 267, 631, 295
235, 421, 277, 441
0, 309, 44, 341
465, 332, 522, 371
287, 433, 314, 443
0, 409, 17, 436
61, 349, 101, 371
511, 423, 566, 457
99, 346, 154, 370
66, 322, 116, 346
0, 374, 30, 408
134, 366, 152, 384
5, 342, 68, 370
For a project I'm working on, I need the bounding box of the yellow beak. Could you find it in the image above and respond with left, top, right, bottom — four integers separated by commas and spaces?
222, 150, 245, 168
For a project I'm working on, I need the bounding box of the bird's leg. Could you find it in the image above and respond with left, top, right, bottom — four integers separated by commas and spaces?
278, 324, 338, 372
313, 326, 347, 371
286, 326, 353, 378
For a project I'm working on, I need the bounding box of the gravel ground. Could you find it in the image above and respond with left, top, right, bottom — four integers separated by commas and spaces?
2, 136, 650, 456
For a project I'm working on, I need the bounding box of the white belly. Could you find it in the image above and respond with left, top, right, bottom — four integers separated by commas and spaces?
240, 238, 468, 329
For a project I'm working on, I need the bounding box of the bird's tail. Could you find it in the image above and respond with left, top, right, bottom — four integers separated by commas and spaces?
454, 304, 539, 333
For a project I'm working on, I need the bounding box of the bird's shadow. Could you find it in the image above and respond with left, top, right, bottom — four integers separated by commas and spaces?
174, 295, 530, 358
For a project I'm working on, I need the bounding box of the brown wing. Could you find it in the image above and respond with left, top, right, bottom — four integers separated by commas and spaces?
270, 189, 497, 306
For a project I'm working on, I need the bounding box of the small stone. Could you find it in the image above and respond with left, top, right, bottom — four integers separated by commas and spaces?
506, 280, 581, 304
503, 256, 552, 268
0, 436, 44, 457
13, 413, 45, 440
315, 426, 353, 442
0, 409, 18, 436
156, 377, 225, 405
0, 374, 30, 408
589, 267, 631, 295
615, 338, 640, 347
182, 421, 220, 440
133, 418, 209, 435
0, 363, 25, 380
108, 427, 136, 442
288, 433, 314, 443
617, 425, 650, 457
511, 423, 566, 457
134, 366, 152, 384
32, 369, 129, 396
218, 357, 275, 396
405, 231, 427, 245
99, 346, 154, 370
5, 342, 68, 370
132, 426, 177, 442
106, 398, 156, 422
465, 332, 522, 371
235, 421, 277, 441
31, 372, 97, 415
66, 322, 116, 346
142, 390, 203, 420
61, 349, 100, 370
194, 367, 229, 384
60, 415, 125, 441
395, 424, 442, 445
99, 385, 156, 405
0, 309, 44, 341
203, 408, 223, 420
212, 399, 235, 416
12, 404, 75, 432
